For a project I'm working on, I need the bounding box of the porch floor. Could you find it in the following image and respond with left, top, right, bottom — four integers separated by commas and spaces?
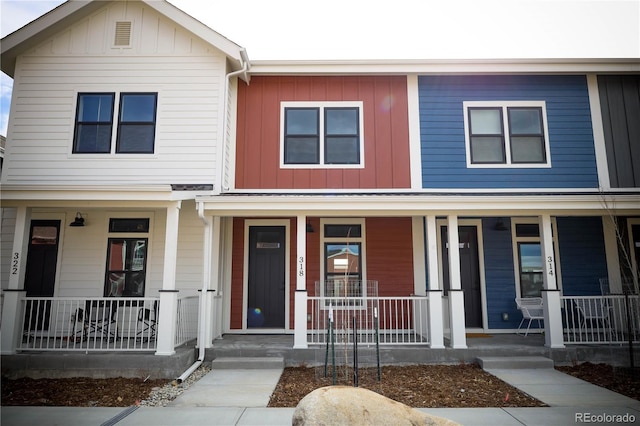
207, 333, 638, 368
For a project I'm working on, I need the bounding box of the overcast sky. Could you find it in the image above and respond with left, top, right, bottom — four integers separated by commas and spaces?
1, 0, 639, 135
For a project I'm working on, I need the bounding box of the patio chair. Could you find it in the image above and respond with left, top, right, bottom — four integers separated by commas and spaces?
83, 300, 118, 341
515, 297, 544, 336
573, 298, 612, 334
136, 301, 158, 342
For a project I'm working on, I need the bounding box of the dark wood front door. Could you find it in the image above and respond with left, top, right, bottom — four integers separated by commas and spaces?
24, 220, 60, 331
441, 225, 483, 328
247, 226, 286, 328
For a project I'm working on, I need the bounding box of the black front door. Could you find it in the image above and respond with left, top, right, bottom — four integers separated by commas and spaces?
247, 226, 286, 328
24, 220, 60, 331
441, 225, 483, 328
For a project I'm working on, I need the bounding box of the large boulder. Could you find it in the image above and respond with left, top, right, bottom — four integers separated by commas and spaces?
292, 386, 460, 426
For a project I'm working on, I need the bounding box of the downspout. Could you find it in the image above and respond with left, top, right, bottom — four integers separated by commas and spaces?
176, 202, 212, 383
219, 49, 250, 194
177, 51, 249, 383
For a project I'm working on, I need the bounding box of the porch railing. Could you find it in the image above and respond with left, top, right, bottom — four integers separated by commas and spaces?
175, 295, 199, 347
561, 295, 640, 345
307, 295, 429, 345
18, 297, 160, 352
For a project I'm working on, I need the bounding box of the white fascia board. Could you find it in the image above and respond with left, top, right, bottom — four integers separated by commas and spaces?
0, 184, 175, 203
197, 193, 640, 217
248, 58, 640, 76
1, 0, 96, 76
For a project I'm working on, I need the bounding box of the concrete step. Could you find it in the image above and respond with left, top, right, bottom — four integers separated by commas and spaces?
476, 356, 554, 370
211, 356, 284, 370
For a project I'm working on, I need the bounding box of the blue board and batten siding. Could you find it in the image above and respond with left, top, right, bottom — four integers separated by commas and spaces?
481, 217, 607, 329
419, 75, 599, 189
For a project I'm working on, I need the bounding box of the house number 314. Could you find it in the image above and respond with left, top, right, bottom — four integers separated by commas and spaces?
547, 256, 554, 276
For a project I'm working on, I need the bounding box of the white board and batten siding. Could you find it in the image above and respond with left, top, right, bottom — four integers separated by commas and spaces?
3, 1, 227, 187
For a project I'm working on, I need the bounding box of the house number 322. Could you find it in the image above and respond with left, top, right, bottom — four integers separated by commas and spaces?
12, 252, 20, 275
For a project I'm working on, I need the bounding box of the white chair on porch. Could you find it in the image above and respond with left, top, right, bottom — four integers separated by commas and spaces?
515, 297, 544, 336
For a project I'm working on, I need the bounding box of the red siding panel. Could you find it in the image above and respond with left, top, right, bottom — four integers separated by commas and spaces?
235, 76, 411, 189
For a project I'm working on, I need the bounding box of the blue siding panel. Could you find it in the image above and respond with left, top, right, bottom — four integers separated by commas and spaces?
481, 218, 522, 329
419, 75, 598, 189
556, 217, 608, 296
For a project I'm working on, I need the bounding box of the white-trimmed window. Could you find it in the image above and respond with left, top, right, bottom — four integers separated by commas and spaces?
320, 218, 367, 306
512, 218, 561, 298
73, 92, 157, 154
281, 102, 364, 168
463, 101, 551, 167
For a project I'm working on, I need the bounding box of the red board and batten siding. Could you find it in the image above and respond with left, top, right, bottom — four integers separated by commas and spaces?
229, 217, 414, 330
235, 76, 411, 189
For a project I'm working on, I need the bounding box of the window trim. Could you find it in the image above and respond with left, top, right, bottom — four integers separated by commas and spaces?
71, 91, 158, 156
280, 101, 365, 169
116, 93, 158, 154
319, 218, 367, 309
463, 101, 551, 168
72, 93, 116, 154
511, 217, 562, 299
104, 212, 153, 297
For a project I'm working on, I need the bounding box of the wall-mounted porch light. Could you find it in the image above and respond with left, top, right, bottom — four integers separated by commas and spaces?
494, 217, 508, 231
306, 221, 314, 233
69, 212, 85, 227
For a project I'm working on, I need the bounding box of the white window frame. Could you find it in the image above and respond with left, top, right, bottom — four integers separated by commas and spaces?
463, 101, 551, 168
280, 101, 365, 169
511, 217, 562, 299
319, 218, 367, 309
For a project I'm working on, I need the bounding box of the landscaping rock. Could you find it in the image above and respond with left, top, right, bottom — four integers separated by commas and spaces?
292, 386, 460, 426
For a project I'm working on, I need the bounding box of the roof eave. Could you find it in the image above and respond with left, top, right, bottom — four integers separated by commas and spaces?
1, 0, 248, 77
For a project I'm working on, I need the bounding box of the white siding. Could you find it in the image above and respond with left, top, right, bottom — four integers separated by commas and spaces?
2, 1, 227, 186
17, 205, 205, 298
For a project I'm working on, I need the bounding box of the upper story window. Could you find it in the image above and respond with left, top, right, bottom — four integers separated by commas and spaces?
73, 92, 157, 154
463, 101, 550, 168
281, 102, 364, 168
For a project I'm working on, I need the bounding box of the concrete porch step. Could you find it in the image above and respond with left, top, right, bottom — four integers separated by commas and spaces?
476, 356, 554, 370
211, 357, 284, 370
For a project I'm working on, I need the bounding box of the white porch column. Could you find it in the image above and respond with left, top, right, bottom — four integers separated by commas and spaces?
447, 215, 467, 349
602, 215, 623, 294
539, 214, 565, 348
425, 215, 444, 348
1, 207, 31, 354
156, 202, 181, 356
205, 216, 222, 345
293, 215, 308, 349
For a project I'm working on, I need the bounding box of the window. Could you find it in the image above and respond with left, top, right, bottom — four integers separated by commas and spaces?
282, 102, 364, 167
105, 238, 147, 297
73, 93, 115, 153
321, 221, 366, 305
73, 92, 157, 154
513, 220, 559, 297
464, 101, 550, 167
117, 93, 157, 153
109, 218, 150, 233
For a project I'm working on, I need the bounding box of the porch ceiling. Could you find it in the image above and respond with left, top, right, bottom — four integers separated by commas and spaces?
196, 192, 640, 217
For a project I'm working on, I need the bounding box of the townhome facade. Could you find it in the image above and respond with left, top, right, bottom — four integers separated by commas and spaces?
1, 0, 639, 375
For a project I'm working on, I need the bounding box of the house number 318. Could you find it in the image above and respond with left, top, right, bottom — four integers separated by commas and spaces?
298, 257, 304, 277
547, 256, 554, 276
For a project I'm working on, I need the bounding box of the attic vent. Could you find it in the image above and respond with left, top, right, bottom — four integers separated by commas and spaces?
114, 21, 132, 46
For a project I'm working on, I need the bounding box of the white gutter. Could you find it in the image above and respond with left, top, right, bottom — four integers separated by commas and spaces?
176, 202, 212, 383
178, 52, 249, 382
219, 49, 250, 194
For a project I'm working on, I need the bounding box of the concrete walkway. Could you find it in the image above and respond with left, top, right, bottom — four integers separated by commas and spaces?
2, 365, 639, 425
